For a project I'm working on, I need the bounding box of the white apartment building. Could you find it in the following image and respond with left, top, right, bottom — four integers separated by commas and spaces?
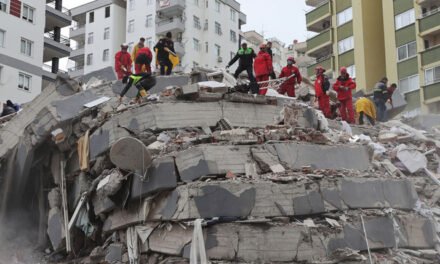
0, 0, 71, 104
69, 0, 126, 77
285, 40, 315, 78
69, 0, 246, 75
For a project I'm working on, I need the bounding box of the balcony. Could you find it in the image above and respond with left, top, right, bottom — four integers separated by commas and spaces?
306, 29, 332, 57
423, 81, 440, 101
174, 42, 185, 56
45, 1, 72, 31
306, 0, 328, 7
156, 17, 185, 35
70, 24, 85, 40
70, 44, 85, 60
307, 55, 334, 77
156, 0, 185, 17
421, 44, 440, 66
419, 7, 440, 36
306, 1, 331, 32
68, 65, 85, 78
44, 31, 71, 62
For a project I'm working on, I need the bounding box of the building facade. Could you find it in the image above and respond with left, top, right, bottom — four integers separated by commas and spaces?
305, 0, 440, 114
0, 0, 71, 104
69, 0, 247, 75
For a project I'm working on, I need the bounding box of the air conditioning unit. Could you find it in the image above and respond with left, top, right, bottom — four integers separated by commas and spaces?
217, 56, 223, 62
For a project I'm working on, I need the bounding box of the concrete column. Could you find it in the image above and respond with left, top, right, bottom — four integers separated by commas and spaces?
54, 26, 61, 42
55, 0, 62, 11
52, 58, 59, 73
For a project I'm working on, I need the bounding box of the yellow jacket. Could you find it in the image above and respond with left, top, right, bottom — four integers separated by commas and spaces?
131, 44, 141, 61
355, 97, 376, 119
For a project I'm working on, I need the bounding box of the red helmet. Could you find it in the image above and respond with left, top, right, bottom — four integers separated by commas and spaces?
287, 57, 296, 63
315, 65, 325, 74
259, 43, 266, 49
340, 67, 347, 74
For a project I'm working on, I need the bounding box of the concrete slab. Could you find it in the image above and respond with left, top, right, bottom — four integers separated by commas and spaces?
110, 137, 152, 172
148, 224, 193, 256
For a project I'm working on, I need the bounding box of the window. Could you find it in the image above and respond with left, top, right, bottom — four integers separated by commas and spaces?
215, 22, 222, 35
129, 0, 135, 10
204, 19, 208, 30
103, 49, 109, 61
20, 38, 33, 56
230, 9, 236, 22
146, 15, 153, 27
0, 30, 4, 47
87, 32, 94, 44
215, 0, 220, 12
147, 0, 153, 5
194, 0, 199, 6
399, 74, 419, 94
395, 9, 415, 30
0, 0, 7, 12
425, 66, 440, 85
18, 73, 31, 91
397, 41, 416, 61
215, 44, 221, 57
87, 53, 93, 65
128, 20, 135, 33
338, 36, 354, 54
89, 11, 94, 23
337, 7, 352, 26
230, 30, 237, 43
193, 16, 201, 29
105, 6, 110, 18
193, 38, 200, 51
205, 0, 208, 8
346, 65, 356, 78
104, 27, 110, 40
22, 4, 35, 23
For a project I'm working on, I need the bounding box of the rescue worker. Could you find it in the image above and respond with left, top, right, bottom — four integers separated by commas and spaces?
119, 72, 157, 104
253, 44, 273, 95
278, 57, 302, 97
266, 41, 276, 79
387, 83, 397, 108
154, 32, 175, 75
314, 66, 331, 118
373, 77, 389, 122
355, 97, 376, 126
135, 46, 153, 74
131, 37, 145, 62
226, 42, 258, 93
333, 67, 356, 124
114, 43, 132, 80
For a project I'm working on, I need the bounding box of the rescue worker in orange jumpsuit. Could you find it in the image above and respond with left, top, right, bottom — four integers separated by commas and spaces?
278, 57, 302, 97
114, 43, 132, 80
333, 67, 356, 124
314, 66, 331, 118
253, 44, 273, 95
135, 46, 153, 74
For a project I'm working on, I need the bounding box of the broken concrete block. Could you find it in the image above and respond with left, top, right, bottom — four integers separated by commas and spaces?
105, 243, 123, 263
130, 157, 177, 200
396, 216, 437, 249
110, 137, 152, 172
148, 224, 193, 256
147, 141, 166, 155
222, 101, 282, 128
251, 147, 284, 173
47, 208, 65, 251
103, 199, 149, 233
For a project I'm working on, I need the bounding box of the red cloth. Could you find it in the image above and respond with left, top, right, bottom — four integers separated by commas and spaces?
115, 51, 132, 80
278, 65, 301, 97
253, 51, 273, 78
256, 75, 269, 95
135, 47, 153, 74
333, 74, 356, 101
339, 97, 355, 124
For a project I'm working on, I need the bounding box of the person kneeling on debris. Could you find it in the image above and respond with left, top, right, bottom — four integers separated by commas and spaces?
355, 97, 376, 126
119, 72, 156, 104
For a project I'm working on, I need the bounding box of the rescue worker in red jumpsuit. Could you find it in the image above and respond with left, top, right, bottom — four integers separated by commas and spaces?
135, 46, 153, 74
314, 66, 331, 118
115, 43, 132, 80
278, 57, 302, 97
333, 67, 356, 123
253, 44, 273, 95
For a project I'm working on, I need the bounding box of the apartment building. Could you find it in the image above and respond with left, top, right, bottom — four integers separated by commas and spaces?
0, 0, 71, 104
69, 0, 126, 77
69, 0, 246, 75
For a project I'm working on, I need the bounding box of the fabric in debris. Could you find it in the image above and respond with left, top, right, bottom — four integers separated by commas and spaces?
75, 207, 95, 237
78, 130, 90, 171
127, 227, 139, 264
190, 219, 208, 264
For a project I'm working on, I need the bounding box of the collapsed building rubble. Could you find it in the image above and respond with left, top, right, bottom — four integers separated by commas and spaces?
1, 67, 440, 263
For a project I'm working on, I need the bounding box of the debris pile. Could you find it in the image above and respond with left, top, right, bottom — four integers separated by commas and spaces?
0, 67, 440, 263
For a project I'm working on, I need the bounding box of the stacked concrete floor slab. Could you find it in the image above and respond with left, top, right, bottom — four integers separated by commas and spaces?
1, 68, 440, 263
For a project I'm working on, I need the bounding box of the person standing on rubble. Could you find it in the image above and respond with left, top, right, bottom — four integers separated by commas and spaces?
154, 32, 175, 76
226, 42, 258, 94
114, 43, 132, 80
278, 57, 302, 98
355, 97, 376, 126
131, 37, 145, 62
254, 44, 273, 95
333, 67, 356, 124
314, 66, 331, 118
135, 46, 153, 74
266, 41, 277, 79
373, 77, 389, 122
119, 72, 157, 104
387, 83, 397, 109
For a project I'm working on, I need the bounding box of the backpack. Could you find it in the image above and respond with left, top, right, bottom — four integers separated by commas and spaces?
322, 75, 330, 92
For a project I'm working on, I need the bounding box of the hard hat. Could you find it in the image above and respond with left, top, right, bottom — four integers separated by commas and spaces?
259, 43, 267, 49
340, 67, 347, 74
121, 43, 129, 48
315, 65, 325, 73
287, 57, 296, 63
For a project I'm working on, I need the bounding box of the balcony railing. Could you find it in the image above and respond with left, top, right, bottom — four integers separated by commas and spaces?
44, 31, 70, 46
419, 7, 440, 33
421, 44, 440, 66
68, 65, 85, 72
306, 29, 332, 52
71, 43, 85, 50
306, 0, 330, 25
421, 7, 440, 18
43, 64, 67, 74
46, 1, 71, 15
70, 24, 85, 31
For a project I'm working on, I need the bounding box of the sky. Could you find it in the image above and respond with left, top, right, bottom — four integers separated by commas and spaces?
63, 0, 309, 45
